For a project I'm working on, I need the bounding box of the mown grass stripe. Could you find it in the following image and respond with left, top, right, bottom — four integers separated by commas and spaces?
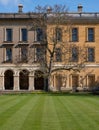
0, 95, 18, 106
0, 95, 14, 100
57, 95, 99, 130
53, 95, 84, 130
71, 96, 99, 127
0, 95, 32, 128
20, 95, 45, 130
72, 95, 99, 114
0, 95, 41, 130
41, 95, 62, 130
0, 95, 25, 115
0, 94, 98, 130
67, 96, 99, 114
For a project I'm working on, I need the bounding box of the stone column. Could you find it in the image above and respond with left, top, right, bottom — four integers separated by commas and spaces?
68, 74, 72, 89
66, 73, 70, 89
29, 71, 34, 91
79, 75, 83, 91
0, 72, 4, 90
14, 71, 19, 91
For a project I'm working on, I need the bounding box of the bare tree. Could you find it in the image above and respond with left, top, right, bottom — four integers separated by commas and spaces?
15, 4, 86, 91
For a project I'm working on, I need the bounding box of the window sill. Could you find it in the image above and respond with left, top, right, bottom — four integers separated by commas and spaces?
69, 41, 79, 43
86, 61, 95, 63
54, 61, 62, 62
3, 41, 13, 43
2, 61, 13, 63
33, 41, 46, 45
85, 41, 95, 43
17, 60, 28, 63
18, 41, 28, 43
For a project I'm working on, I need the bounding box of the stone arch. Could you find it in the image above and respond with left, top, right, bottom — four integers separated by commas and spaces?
19, 70, 29, 90
4, 70, 14, 90
34, 70, 44, 90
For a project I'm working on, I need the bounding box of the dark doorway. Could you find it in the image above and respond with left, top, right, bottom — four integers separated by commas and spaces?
19, 70, 29, 90
56, 75, 62, 90
88, 75, 95, 88
72, 75, 79, 88
34, 71, 44, 90
4, 70, 14, 90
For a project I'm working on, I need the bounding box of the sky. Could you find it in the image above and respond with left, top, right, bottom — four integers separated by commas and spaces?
0, 0, 99, 13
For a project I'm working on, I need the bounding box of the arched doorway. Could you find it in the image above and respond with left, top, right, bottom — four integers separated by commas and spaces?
4, 70, 14, 90
19, 70, 29, 90
34, 71, 44, 90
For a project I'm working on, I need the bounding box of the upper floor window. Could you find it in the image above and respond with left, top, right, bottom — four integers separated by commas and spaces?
88, 48, 95, 62
21, 47, 28, 62
71, 28, 78, 42
6, 48, 12, 62
55, 48, 62, 62
35, 47, 45, 62
36, 28, 43, 41
55, 28, 62, 42
87, 28, 94, 42
21, 28, 27, 42
6, 29, 13, 42
71, 47, 78, 62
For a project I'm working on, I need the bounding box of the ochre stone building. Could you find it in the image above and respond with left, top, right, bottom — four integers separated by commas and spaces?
0, 5, 99, 91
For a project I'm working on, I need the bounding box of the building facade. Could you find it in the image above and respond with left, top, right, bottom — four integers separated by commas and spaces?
0, 5, 99, 91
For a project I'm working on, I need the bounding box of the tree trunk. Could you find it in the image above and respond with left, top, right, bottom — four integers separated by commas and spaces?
47, 74, 52, 91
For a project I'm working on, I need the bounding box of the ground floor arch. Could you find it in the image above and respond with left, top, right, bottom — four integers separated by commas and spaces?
19, 70, 29, 90
34, 71, 44, 90
4, 70, 14, 90
1, 67, 99, 92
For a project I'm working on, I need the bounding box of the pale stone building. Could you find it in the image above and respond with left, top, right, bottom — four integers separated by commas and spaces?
0, 5, 99, 91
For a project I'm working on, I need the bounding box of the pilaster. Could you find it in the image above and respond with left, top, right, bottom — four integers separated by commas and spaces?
14, 71, 19, 91
29, 71, 34, 90
0, 72, 4, 90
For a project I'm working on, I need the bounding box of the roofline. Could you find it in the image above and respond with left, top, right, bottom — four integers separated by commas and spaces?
0, 12, 99, 21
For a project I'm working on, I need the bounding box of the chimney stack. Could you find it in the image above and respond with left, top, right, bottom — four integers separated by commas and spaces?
47, 6, 52, 13
78, 4, 83, 13
18, 4, 23, 13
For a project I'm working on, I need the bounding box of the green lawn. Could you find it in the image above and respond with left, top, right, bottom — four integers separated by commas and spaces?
0, 93, 99, 130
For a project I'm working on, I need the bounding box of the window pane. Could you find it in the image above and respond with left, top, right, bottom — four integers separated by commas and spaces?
6, 29, 12, 41
72, 28, 78, 42
36, 28, 43, 41
88, 75, 95, 87
72, 48, 78, 62
55, 48, 62, 62
21, 29, 27, 41
88, 48, 94, 62
56, 28, 62, 41
21, 47, 28, 61
72, 75, 79, 88
36, 47, 45, 62
6, 48, 12, 61
88, 28, 94, 42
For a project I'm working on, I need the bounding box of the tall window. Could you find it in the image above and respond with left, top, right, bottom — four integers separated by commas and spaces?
88, 48, 94, 62
88, 75, 95, 88
87, 28, 94, 42
6, 29, 12, 42
72, 75, 79, 88
55, 28, 62, 41
35, 47, 45, 62
21, 47, 28, 62
21, 28, 27, 41
71, 47, 78, 62
6, 48, 12, 62
36, 28, 43, 41
55, 48, 62, 62
72, 28, 78, 42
